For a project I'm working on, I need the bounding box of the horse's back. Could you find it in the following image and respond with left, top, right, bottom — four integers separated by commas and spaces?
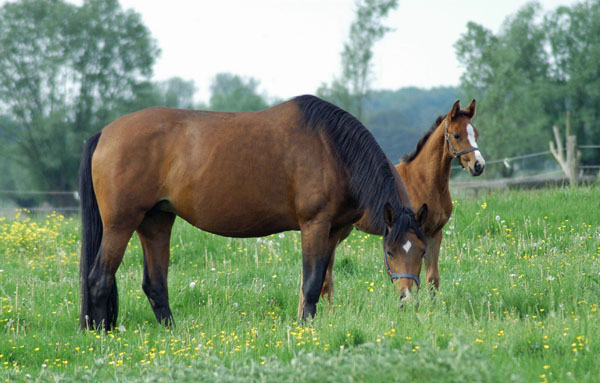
92, 102, 349, 236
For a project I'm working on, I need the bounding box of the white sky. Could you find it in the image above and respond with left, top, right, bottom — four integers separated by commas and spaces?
29, 0, 583, 102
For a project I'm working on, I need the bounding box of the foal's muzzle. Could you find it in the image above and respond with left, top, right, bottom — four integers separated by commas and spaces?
470, 160, 485, 176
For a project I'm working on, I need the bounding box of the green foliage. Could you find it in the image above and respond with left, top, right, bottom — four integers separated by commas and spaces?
209, 73, 269, 112
545, 0, 600, 162
318, 0, 398, 120
0, 0, 159, 198
156, 77, 199, 109
455, 1, 600, 175
365, 87, 459, 161
1, 187, 599, 382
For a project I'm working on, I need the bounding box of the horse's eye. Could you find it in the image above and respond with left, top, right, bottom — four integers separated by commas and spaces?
453, 133, 460, 139
386, 251, 393, 258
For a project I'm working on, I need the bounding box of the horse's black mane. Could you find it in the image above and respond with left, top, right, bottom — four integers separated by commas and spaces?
294, 95, 421, 242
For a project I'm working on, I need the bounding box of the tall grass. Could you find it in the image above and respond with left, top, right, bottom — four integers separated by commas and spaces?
1, 187, 598, 382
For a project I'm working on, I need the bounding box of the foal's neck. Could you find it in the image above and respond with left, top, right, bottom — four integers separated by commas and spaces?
412, 123, 454, 190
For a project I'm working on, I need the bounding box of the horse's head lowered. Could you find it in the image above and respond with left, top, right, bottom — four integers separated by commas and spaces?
443, 99, 485, 176
382, 203, 428, 299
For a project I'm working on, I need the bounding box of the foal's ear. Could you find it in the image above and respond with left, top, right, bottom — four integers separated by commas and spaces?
465, 99, 476, 119
449, 100, 461, 120
416, 203, 428, 225
383, 203, 395, 226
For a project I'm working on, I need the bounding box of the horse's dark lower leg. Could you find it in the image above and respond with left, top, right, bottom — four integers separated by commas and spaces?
87, 229, 132, 331
301, 256, 330, 319
298, 223, 348, 320
137, 209, 176, 327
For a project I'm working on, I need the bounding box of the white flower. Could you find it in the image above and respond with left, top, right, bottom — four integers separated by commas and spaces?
278, 233, 285, 239
189, 281, 196, 288
210, 268, 216, 271
495, 216, 500, 221
510, 274, 517, 278
118, 324, 126, 332
547, 275, 555, 281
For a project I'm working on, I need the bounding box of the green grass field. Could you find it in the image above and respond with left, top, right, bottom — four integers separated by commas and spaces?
1, 187, 599, 382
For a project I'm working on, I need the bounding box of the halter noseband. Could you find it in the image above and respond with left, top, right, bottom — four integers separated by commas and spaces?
384, 250, 425, 288
444, 120, 480, 164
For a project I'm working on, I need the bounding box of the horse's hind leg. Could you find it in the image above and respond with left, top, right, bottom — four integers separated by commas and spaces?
88, 228, 135, 331
137, 209, 176, 326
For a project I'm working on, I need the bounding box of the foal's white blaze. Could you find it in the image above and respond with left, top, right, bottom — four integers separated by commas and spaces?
402, 240, 412, 253
467, 124, 485, 165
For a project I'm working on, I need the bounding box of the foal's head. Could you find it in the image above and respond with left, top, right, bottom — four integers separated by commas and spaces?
443, 100, 485, 176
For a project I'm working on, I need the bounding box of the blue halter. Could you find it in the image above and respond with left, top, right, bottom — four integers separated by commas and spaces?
384, 250, 425, 288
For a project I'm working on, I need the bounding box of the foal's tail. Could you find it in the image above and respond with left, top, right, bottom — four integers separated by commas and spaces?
79, 132, 105, 329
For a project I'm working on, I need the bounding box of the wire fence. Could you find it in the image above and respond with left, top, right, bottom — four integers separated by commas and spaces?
450, 145, 599, 192
451, 146, 600, 172
1, 146, 598, 216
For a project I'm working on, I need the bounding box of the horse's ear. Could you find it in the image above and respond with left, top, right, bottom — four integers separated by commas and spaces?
416, 203, 428, 225
449, 100, 461, 120
383, 203, 395, 226
465, 99, 476, 119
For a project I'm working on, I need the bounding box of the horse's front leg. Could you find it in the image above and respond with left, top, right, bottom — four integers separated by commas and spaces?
297, 221, 348, 320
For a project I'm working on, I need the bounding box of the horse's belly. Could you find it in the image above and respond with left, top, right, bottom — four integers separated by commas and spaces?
168, 189, 298, 238
179, 207, 298, 238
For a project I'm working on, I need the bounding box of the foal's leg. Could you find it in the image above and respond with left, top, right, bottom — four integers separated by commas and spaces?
319, 226, 353, 305
424, 231, 442, 290
137, 209, 176, 327
87, 227, 136, 331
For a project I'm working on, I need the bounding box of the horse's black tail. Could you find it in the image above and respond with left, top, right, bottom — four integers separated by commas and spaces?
79, 132, 108, 330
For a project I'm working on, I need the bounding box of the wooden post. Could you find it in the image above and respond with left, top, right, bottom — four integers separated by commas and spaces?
549, 111, 578, 186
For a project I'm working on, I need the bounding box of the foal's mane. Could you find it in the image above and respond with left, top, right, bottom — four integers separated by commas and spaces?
294, 95, 420, 241
401, 110, 472, 164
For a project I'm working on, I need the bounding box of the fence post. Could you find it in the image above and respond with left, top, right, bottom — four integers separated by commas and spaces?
549, 111, 579, 186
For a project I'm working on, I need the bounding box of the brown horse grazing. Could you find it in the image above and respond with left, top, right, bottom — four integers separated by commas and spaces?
318, 99, 484, 302
79, 95, 426, 331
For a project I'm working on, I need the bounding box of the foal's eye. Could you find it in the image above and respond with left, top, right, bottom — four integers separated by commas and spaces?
453, 133, 461, 139
386, 251, 393, 258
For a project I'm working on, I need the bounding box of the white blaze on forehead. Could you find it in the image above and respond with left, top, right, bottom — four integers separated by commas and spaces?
467, 124, 485, 165
402, 240, 412, 253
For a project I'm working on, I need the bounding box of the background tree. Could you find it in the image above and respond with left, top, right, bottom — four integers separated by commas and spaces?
156, 77, 198, 109
455, 0, 600, 175
209, 73, 269, 112
545, 0, 600, 164
318, 0, 398, 120
455, 3, 555, 176
0, 0, 159, 204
